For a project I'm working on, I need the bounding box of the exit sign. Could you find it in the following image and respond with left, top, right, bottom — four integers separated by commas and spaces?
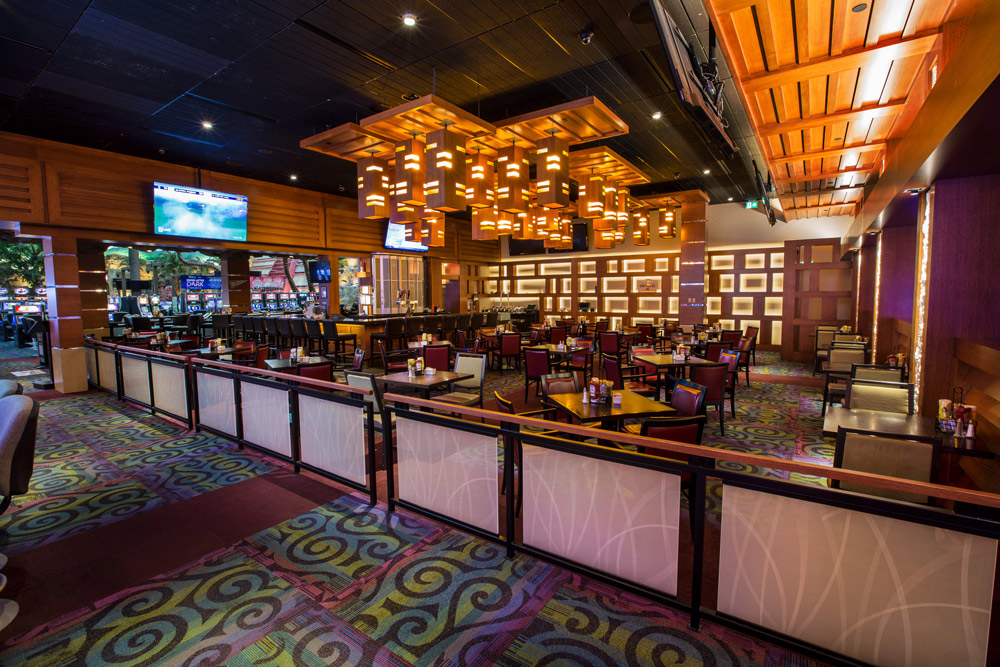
745, 200, 759, 209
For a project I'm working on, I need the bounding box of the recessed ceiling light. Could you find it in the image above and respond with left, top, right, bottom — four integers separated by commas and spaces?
289, 175, 298, 181
402, 13, 416, 26
703, 168, 711, 175
727, 197, 733, 201
852, 3, 867, 12
201, 121, 213, 129
401, 92, 420, 101
651, 111, 662, 120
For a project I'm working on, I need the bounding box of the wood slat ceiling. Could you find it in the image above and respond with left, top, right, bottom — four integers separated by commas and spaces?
703, 0, 970, 219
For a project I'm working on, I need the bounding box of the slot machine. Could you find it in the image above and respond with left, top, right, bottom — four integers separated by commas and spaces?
280, 293, 294, 309
150, 296, 161, 316
185, 293, 202, 312
204, 293, 221, 310
138, 296, 152, 317
250, 293, 263, 311
265, 293, 278, 310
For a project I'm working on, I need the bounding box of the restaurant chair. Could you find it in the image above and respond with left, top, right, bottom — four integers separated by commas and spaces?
422, 344, 451, 374
377, 340, 411, 373
178, 334, 201, 350
435, 353, 488, 409
325, 320, 358, 361
493, 391, 560, 517
277, 318, 294, 349
262, 318, 279, 347
304, 319, 323, 355
439, 314, 457, 342
470, 312, 485, 333
298, 363, 333, 383
720, 330, 742, 346
211, 314, 231, 343
630, 346, 661, 398
602, 353, 657, 397
598, 331, 625, 370
333, 349, 366, 383
639, 415, 709, 529
0, 381, 22, 399
636, 323, 653, 345
565, 340, 593, 380
812, 326, 838, 374
369, 318, 404, 367
832, 427, 939, 504
689, 363, 731, 435
403, 317, 423, 345
251, 317, 266, 345
734, 337, 753, 385
493, 333, 521, 374
670, 379, 707, 418
549, 327, 567, 346
844, 379, 915, 414
290, 319, 308, 349
484, 312, 499, 329
821, 347, 869, 415
252, 345, 271, 369
344, 371, 393, 461
718, 350, 740, 417
454, 330, 475, 353
529, 329, 541, 345
422, 315, 441, 337
523, 348, 552, 401
456, 313, 472, 340
823, 364, 905, 414
594, 320, 610, 333
703, 340, 731, 363
743, 325, 760, 365
222, 341, 255, 364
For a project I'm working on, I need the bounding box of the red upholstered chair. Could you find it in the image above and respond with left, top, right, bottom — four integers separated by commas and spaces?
540, 372, 580, 398
671, 380, 707, 418
549, 327, 566, 346
743, 325, 760, 365
524, 349, 552, 402
529, 328, 541, 345
493, 333, 522, 374
298, 363, 333, 383
334, 348, 366, 383
638, 415, 708, 513
602, 353, 657, 397
630, 346, 661, 398
422, 344, 451, 373
278, 349, 292, 359
718, 350, 740, 418
378, 340, 410, 373
721, 330, 742, 346
254, 345, 271, 369
594, 320, 610, 333
494, 391, 560, 516
690, 363, 730, 435
704, 340, 731, 362
565, 340, 593, 379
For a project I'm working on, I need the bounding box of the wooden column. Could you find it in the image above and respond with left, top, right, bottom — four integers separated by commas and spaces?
678, 199, 708, 325
78, 244, 109, 338
43, 236, 87, 393
221, 253, 251, 313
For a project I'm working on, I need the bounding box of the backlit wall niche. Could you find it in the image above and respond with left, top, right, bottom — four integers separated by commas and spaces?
705, 247, 786, 350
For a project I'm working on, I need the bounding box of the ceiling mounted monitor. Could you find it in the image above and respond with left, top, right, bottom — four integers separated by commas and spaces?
153, 182, 248, 242
650, 0, 737, 159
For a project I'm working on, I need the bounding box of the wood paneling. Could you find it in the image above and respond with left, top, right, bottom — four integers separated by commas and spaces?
0, 154, 45, 223
781, 238, 854, 361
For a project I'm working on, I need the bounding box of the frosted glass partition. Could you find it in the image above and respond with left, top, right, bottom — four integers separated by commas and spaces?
239, 380, 291, 457
523, 445, 681, 595
150, 362, 188, 419
85, 347, 98, 385
97, 348, 117, 392
196, 370, 237, 437
396, 417, 498, 534
719, 486, 996, 667
299, 396, 366, 484
121, 355, 151, 405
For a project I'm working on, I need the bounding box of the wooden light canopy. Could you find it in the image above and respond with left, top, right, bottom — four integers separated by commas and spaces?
302, 95, 660, 246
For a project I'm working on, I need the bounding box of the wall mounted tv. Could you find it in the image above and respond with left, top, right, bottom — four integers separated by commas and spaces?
153, 182, 248, 242
308, 260, 332, 283
384, 222, 428, 252
508, 222, 589, 256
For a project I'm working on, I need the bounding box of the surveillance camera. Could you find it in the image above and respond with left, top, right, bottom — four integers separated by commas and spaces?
337, 184, 345, 193
674, 171, 681, 179
580, 29, 594, 45
157, 147, 166, 155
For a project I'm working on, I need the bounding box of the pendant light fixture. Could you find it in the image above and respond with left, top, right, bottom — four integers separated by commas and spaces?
496, 143, 529, 214
578, 170, 605, 219
424, 124, 466, 212
535, 132, 570, 209
465, 150, 495, 209
357, 152, 390, 219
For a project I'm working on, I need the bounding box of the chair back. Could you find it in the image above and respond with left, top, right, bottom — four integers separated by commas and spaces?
485, 312, 499, 328
719, 350, 739, 374
377, 340, 395, 369
703, 340, 729, 362
423, 344, 451, 372
549, 327, 567, 346
254, 345, 271, 369
816, 329, 836, 349
833, 333, 858, 342
457, 313, 471, 332
493, 390, 515, 415
594, 320, 610, 332
470, 312, 485, 330
833, 427, 938, 504
212, 314, 231, 336
277, 318, 293, 337
598, 331, 620, 356
404, 317, 422, 337
640, 415, 707, 454
500, 332, 520, 355
602, 353, 624, 390
690, 363, 728, 401
637, 323, 654, 343
540, 372, 579, 396
252, 318, 266, 336
852, 364, 904, 382
265, 318, 280, 336
828, 347, 866, 371
0, 380, 22, 399
845, 379, 914, 414
671, 379, 707, 417
441, 314, 457, 335
737, 336, 753, 352
126, 315, 153, 331
456, 329, 469, 349
298, 363, 332, 382
720, 330, 742, 346
530, 329, 541, 344
351, 348, 366, 370
0, 394, 40, 500
344, 370, 383, 413
453, 353, 487, 391
743, 325, 759, 341
524, 349, 551, 380
290, 319, 307, 338
386, 318, 405, 337
305, 319, 322, 338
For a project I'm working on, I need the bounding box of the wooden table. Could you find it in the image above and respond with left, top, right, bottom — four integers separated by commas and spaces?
822, 406, 938, 438
377, 370, 473, 400
525, 344, 584, 356
192, 346, 241, 358
633, 353, 715, 381
546, 390, 676, 430
265, 356, 330, 371
407, 340, 453, 349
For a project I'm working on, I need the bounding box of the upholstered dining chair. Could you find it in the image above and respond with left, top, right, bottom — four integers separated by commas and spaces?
689, 363, 731, 435
493, 391, 560, 517
844, 379, 915, 414
602, 354, 657, 397
670, 379, 707, 418
832, 426, 939, 504
523, 349, 552, 402
435, 353, 488, 409
822, 364, 905, 414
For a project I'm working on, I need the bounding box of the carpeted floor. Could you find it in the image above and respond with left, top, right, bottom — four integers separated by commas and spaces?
0, 370, 829, 665
0, 338, 52, 391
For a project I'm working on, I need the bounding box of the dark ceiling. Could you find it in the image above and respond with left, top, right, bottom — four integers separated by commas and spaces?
1, 0, 761, 203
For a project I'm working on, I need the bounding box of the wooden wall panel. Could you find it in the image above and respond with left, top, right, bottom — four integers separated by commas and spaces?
44, 161, 162, 232
0, 154, 45, 223
324, 204, 385, 256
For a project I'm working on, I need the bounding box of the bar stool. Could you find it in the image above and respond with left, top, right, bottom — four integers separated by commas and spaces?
470, 312, 484, 335
456, 313, 471, 340
265, 318, 281, 348
440, 314, 457, 342
422, 315, 441, 337
251, 317, 266, 344
403, 317, 423, 344
277, 318, 294, 349
304, 319, 324, 355
290, 318, 307, 349
484, 312, 498, 329
370, 318, 404, 367
327, 320, 357, 362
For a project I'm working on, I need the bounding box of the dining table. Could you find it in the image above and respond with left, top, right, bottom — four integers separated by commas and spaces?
633, 353, 716, 382
192, 345, 242, 359
821, 406, 937, 438
377, 370, 473, 401
264, 356, 331, 371
546, 390, 676, 431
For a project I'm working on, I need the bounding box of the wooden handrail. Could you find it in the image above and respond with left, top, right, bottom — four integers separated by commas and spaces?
190, 356, 368, 395
116, 344, 194, 363
384, 393, 1000, 509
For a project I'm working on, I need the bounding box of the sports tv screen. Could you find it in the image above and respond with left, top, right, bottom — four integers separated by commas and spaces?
308, 260, 332, 283
385, 222, 428, 252
153, 182, 248, 242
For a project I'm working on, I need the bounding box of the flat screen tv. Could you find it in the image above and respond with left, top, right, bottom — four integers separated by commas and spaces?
153, 182, 248, 242
548, 222, 589, 253
384, 222, 428, 252
308, 260, 332, 283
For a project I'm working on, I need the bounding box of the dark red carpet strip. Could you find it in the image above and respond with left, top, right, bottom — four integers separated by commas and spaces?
1, 469, 346, 640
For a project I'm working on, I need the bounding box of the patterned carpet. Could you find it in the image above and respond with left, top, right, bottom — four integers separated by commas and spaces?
2, 493, 816, 666
0, 374, 828, 664
0, 338, 51, 391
